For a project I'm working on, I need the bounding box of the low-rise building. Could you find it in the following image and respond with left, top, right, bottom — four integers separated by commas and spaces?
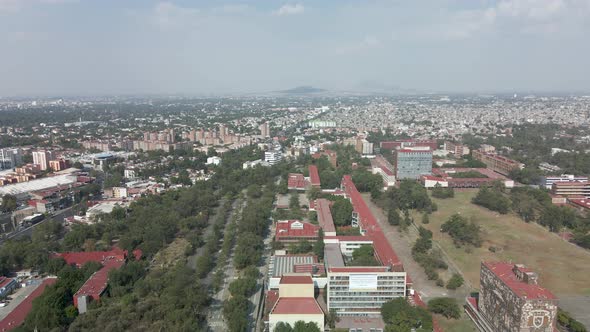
268, 274, 324, 332
541, 174, 588, 190
275, 220, 320, 243
472, 150, 524, 176
287, 173, 307, 191
551, 181, 590, 198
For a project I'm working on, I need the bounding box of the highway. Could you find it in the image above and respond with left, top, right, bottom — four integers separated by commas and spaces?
0, 207, 73, 245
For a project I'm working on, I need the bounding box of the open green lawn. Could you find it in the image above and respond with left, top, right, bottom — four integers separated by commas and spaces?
419, 190, 590, 295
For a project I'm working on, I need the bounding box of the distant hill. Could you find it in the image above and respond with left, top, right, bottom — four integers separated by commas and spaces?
278, 86, 326, 94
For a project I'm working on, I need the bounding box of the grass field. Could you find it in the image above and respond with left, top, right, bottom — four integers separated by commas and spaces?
418, 190, 590, 295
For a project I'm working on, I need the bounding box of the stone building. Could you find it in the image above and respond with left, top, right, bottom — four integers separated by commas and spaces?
466, 262, 558, 332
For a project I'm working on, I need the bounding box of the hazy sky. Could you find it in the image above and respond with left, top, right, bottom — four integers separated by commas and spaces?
1, 0, 590, 96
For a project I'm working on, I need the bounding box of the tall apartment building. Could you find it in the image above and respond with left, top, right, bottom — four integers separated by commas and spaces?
32, 150, 53, 171
394, 147, 433, 180
472, 149, 524, 176
466, 262, 558, 332
259, 122, 270, 138
0, 148, 23, 170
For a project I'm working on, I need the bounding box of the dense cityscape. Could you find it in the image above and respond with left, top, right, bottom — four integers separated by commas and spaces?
0, 93, 589, 332
2, 0, 590, 331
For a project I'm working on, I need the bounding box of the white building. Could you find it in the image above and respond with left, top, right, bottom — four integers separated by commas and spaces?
124, 168, 137, 179
206, 156, 222, 166
265, 150, 283, 165
32, 150, 53, 171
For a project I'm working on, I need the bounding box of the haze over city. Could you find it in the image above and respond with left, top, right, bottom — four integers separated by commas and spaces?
2, 0, 590, 96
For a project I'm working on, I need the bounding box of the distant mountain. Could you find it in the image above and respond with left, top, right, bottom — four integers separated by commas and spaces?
278, 86, 327, 94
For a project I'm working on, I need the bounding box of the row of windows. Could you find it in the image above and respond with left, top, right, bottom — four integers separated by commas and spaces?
329, 286, 404, 291
329, 297, 400, 302
329, 276, 404, 280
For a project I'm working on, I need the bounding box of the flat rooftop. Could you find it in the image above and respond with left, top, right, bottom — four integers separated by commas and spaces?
324, 243, 345, 268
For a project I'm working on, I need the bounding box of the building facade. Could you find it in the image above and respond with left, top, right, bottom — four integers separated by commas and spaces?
394, 147, 433, 180
466, 262, 558, 332
327, 267, 406, 316
472, 150, 524, 176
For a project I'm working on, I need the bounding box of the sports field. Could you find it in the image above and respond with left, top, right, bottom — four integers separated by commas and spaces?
422, 190, 590, 295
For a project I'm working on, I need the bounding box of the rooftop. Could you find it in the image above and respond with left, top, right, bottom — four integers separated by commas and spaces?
74, 259, 124, 301
341, 175, 402, 268
275, 220, 320, 239
271, 297, 324, 315
315, 199, 336, 234
279, 275, 313, 285
0, 278, 57, 332
484, 262, 556, 300
287, 173, 306, 190
309, 165, 321, 186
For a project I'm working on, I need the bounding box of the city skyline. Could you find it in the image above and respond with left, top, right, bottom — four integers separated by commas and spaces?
1, 0, 590, 96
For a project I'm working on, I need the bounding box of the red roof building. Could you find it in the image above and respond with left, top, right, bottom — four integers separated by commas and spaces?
73, 258, 125, 310
271, 297, 324, 315
275, 220, 320, 243
287, 173, 307, 191
308, 165, 321, 188
568, 197, 590, 211
315, 199, 336, 236
340, 175, 402, 269
0, 278, 57, 332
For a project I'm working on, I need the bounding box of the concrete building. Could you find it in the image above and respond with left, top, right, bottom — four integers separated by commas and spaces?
259, 122, 270, 138
371, 155, 396, 188
423, 168, 515, 189
32, 150, 53, 171
466, 262, 558, 332
551, 181, 590, 198
325, 176, 407, 317
472, 150, 524, 176
206, 156, 221, 166
394, 147, 433, 180
268, 275, 324, 331
541, 174, 588, 190
265, 149, 283, 165
444, 141, 470, 156
380, 140, 438, 151
0, 148, 23, 170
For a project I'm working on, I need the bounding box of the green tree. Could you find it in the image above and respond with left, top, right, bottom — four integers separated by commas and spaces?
421, 213, 430, 224
331, 199, 353, 227
428, 297, 461, 319
388, 208, 401, 226
1, 194, 17, 212
446, 273, 464, 290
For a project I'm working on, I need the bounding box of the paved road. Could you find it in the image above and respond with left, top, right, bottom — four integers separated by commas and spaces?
0, 207, 73, 245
